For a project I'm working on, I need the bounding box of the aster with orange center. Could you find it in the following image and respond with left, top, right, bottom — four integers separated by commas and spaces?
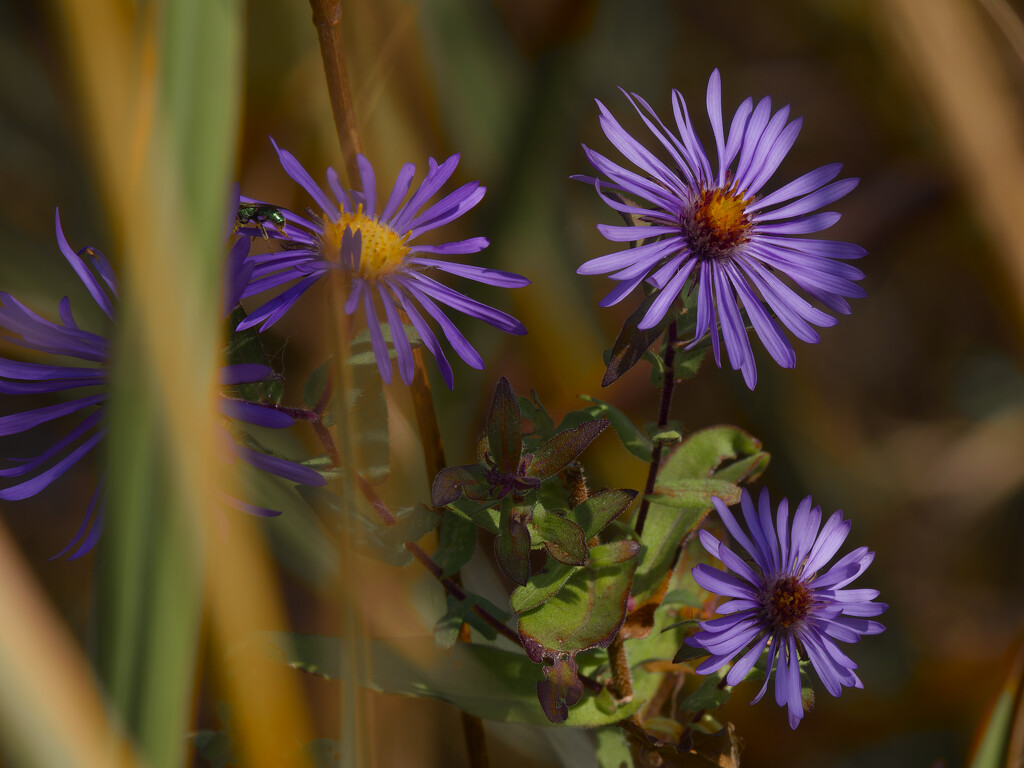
237, 140, 529, 388
576, 70, 866, 388
686, 488, 887, 729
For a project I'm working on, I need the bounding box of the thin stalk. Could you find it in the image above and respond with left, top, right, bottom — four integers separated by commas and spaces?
308, 0, 363, 184
633, 321, 679, 537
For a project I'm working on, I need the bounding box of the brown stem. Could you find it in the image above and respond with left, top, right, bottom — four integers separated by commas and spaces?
308, 0, 363, 184
606, 635, 634, 701
633, 321, 679, 537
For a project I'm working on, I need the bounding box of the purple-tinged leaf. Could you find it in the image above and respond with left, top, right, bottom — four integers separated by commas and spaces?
525, 419, 609, 479
486, 376, 522, 473
568, 488, 638, 539
602, 290, 677, 387
536, 656, 584, 724
495, 508, 532, 586
432, 464, 488, 506
532, 507, 588, 566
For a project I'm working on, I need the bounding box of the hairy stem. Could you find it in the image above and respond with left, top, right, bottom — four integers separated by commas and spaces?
633, 321, 679, 537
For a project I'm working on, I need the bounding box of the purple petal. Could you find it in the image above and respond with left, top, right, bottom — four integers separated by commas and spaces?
378, 287, 415, 385
270, 138, 339, 222
380, 163, 417, 223
363, 288, 393, 385
220, 399, 294, 428
0, 393, 105, 436
0, 427, 105, 500
399, 281, 484, 369
409, 258, 530, 287
235, 444, 326, 487
357, 154, 377, 217
388, 281, 454, 389
54, 210, 116, 321
407, 273, 526, 334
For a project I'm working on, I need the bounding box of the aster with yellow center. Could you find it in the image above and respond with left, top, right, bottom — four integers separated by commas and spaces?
576, 70, 867, 389
236, 141, 529, 387
686, 489, 887, 729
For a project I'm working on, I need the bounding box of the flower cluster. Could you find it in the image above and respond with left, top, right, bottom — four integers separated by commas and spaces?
577, 70, 866, 388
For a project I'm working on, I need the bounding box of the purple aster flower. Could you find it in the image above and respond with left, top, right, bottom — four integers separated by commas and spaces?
0, 211, 325, 559
236, 140, 530, 388
687, 488, 886, 728
577, 70, 866, 388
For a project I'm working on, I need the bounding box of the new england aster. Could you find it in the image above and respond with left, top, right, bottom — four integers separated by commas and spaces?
0, 211, 325, 558
236, 141, 529, 388
687, 488, 886, 728
577, 70, 866, 388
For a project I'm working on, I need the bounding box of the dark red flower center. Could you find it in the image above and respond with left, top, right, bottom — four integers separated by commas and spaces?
761, 575, 812, 629
682, 184, 752, 260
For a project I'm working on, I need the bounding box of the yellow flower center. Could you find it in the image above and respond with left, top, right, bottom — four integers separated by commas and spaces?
684, 184, 753, 260
321, 209, 409, 280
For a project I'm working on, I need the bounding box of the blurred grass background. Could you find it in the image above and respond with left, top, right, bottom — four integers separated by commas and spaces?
2, 0, 1024, 765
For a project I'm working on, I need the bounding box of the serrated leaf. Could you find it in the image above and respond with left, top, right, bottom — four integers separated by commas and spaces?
352, 504, 440, 567
518, 558, 637, 659
588, 540, 640, 567
533, 507, 588, 565
578, 395, 652, 462
647, 477, 740, 509
673, 345, 708, 382
569, 489, 639, 539
435, 510, 477, 578
602, 292, 676, 387
486, 377, 522, 473
511, 563, 576, 614
526, 418, 608, 478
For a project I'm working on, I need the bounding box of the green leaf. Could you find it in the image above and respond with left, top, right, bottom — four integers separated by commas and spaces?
532, 507, 588, 565
486, 376, 523, 473
510, 563, 575, 614
447, 497, 500, 534
518, 559, 637, 659
647, 477, 741, 509
433, 594, 500, 649
577, 395, 652, 462
525, 418, 608, 479
302, 359, 332, 410
348, 323, 422, 366
679, 671, 731, 712
587, 540, 641, 568
672, 345, 708, 382
518, 390, 555, 442
658, 426, 764, 484
435, 510, 478, 578
352, 504, 440, 568
712, 451, 770, 485
569, 489, 639, 539
596, 727, 635, 768
350, 354, 390, 483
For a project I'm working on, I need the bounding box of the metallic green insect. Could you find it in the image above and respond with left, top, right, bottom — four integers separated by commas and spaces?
235, 203, 287, 238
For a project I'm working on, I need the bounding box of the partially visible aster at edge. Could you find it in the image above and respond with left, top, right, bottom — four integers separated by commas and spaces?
0, 210, 325, 559
235, 140, 530, 389
686, 488, 887, 728
576, 69, 866, 389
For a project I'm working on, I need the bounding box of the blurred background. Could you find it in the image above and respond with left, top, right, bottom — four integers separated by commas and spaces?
3, 0, 1024, 765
